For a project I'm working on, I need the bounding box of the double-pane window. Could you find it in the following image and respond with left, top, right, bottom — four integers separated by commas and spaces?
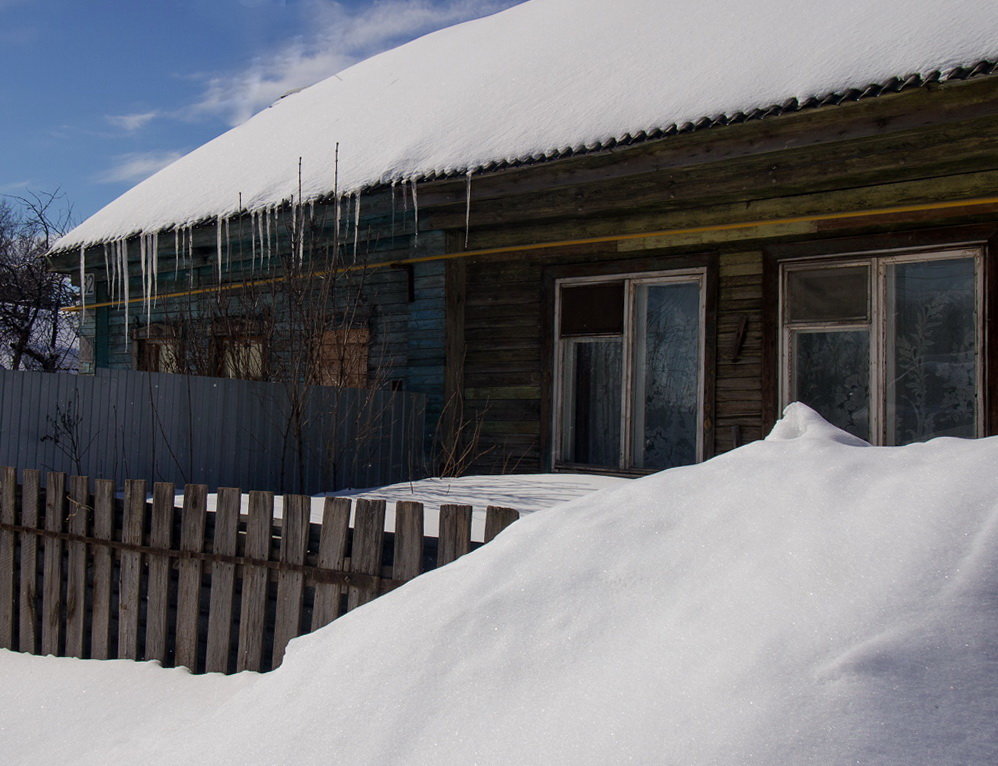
556, 271, 705, 471
782, 248, 982, 444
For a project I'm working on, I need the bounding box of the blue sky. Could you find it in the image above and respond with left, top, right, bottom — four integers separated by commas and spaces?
0, 0, 521, 227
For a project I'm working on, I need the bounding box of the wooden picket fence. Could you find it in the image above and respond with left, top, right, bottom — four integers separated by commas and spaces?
0, 467, 518, 673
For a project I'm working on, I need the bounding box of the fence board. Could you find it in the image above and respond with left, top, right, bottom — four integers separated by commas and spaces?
146, 482, 175, 663
42, 472, 66, 656
348, 499, 386, 610
175, 484, 207, 672
393, 501, 424, 582
205, 487, 239, 674
18, 470, 40, 654
237, 490, 273, 672
65, 475, 89, 657
0, 466, 15, 650
484, 506, 519, 543
311, 497, 350, 630
272, 494, 310, 667
438, 504, 472, 566
90, 479, 115, 659
118, 479, 146, 660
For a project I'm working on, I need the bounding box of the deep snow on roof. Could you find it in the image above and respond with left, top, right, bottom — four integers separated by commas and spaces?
3, 404, 998, 763
55, 0, 998, 251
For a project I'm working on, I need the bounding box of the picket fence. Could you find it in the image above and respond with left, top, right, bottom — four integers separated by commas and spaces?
0, 467, 518, 673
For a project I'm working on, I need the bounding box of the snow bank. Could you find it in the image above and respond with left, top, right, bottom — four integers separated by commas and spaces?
54, 0, 998, 249
2, 403, 997, 763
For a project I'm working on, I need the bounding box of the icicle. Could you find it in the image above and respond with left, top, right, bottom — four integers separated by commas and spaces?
391, 181, 397, 242
225, 216, 231, 270
464, 171, 473, 249
152, 232, 159, 308
121, 240, 130, 342
411, 178, 419, 246
174, 228, 180, 279
102, 243, 111, 301
250, 210, 256, 270
79, 245, 86, 323
353, 192, 361, 262
139, 234, 147, 318
216, 215, 223, 281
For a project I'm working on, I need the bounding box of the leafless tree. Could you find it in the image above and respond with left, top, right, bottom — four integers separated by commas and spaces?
0, 190, 77, 371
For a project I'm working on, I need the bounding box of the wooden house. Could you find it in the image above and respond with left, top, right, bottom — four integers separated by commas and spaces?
49, 0, 998, 476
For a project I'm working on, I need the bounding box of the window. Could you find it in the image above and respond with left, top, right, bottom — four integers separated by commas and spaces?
554, 270, 706, 472
781, 247, 982, 444
133, 324, 181, 374
218, 336, 264, 380
314, 327, 369, 388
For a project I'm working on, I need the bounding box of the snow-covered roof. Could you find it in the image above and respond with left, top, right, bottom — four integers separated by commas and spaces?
54, 0, 998, 251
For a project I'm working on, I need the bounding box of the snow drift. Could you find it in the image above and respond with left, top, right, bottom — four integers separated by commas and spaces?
2, 403, 997, 764
54, 0, 998, 249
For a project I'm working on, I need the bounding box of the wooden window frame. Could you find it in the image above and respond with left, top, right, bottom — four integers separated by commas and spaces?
544, 254, 718, 474
764, 225, 997, 439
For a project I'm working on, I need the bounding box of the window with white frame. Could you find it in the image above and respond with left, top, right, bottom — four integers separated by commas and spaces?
554, 270, 706, 472
780, 246, 983, 444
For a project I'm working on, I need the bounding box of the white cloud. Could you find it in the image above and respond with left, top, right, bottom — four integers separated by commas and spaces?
97, 151, 186, 184
106, 111, 161, 132
193, 0, 521, 126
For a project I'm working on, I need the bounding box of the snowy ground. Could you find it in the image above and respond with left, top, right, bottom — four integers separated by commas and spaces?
3, 404, 997, 764
188, 473, 627, 541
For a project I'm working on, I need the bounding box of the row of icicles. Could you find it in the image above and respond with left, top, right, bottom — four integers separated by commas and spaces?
76, 172, 475, 342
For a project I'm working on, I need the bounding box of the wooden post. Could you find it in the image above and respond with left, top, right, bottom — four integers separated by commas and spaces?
18, 470, 40, 654
347, 499, 386, 611
393, 501, 424, 582
65, 475, 90, 658
237, 490, 273, 672
41, 471, 66, 657
205, 487, 239, 674
175, 484, 207, 673
145, 482, 175, 664
90, 479, 115, 660
118, 479, 146, 661
437, 504, 472, 566
272, 494, 310, 668
0, 466, 16, 650
310, 497, 350, 631
483, 506, 519, 543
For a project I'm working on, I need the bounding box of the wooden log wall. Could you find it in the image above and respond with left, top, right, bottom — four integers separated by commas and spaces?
441, 75, 998, 471
0, 468, 518, 674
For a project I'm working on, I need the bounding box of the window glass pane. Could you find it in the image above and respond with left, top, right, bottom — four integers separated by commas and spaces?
793, 329, 870, 441
560, 339, 622, 466
786, 266, 869, 322
887, 257, 977, 443
560, 283, 624, 336
632, 282, 700, 470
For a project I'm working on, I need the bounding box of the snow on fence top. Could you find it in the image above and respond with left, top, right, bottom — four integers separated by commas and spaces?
54, 0, 998, 251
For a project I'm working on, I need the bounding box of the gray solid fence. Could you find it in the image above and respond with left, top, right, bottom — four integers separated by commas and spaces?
0, 369, 426, 494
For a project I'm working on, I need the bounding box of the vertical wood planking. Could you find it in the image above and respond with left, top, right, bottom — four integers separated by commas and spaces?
118, 479, 146, 660
175, 484, 207, 672
65, 475, 90, 657
145, 482, 175, 664
0, 466, 16, 650
41, 472, 66, 656
205, 487, 239, 674
311, 497, 351, 631
393, 501, 424, 582
272, 494, 310, 668
437, 504, 472, 566
90, 479, 115, 660
348, 499, 386, 611
237, 490, 273, 672
483, 506, 519, 543
18, 470, 40, 654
